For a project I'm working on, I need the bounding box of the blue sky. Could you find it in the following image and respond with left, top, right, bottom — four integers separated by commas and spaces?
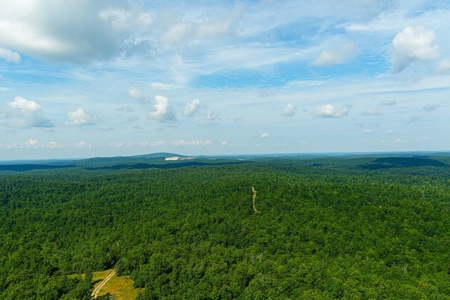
0, 0, 449, 159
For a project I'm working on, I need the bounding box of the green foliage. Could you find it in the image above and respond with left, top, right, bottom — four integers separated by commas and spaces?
1, 155, 450, 298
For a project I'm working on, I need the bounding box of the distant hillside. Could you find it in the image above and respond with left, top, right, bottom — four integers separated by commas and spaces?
132, 152, 185, 159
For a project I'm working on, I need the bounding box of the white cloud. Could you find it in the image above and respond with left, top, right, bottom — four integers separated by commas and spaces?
161, 9, 239, 47
0, 142, 18, 149
204, 110, 218, 121
312, 42, 357, 67
0, 2, 154, 63
314, 104, 351, 118
151, 82, 180, 90
282, 103, 296, 117
0, 139, 62, 149
362, 110, 382, 115
46, 141, 63, 148
260, 133, 270, 138
8, 97, 39, 111
140, 139, 213, 147
422, 103, 440, 111
0, 47, 21, 63
222, 141, 232, 147
381, 97, 397, 106
127, 87, 143, 100
146, 95, 176, 122
99, 8, 153, 33
392, 26, 440, 73
435, 59, 450, 73
416, 137, 430, 142
184, 99, 200, 117
386, 130, 394, 134
109, 142, 124, 148
24, 139, 39, 148
2, 96, 54, 128
67, 108, 102, 126
363, 129, 373, 133
75, 141, 93, 148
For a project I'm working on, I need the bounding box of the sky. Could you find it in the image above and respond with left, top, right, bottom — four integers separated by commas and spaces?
0, 0, 450, 160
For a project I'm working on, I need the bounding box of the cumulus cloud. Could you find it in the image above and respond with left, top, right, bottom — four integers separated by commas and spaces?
222, 141, 232, 147
381, 97, 397, 106
0, 2, 154, 63
75, 141, 93, 148
46, 141, 63, 149
109, 142, 124, 148
66, 108, 102, 125
1, 96, 54, 128
0, 139, 63, 149
282, 103, 296, 117
147, 95, 176, 122
24, 139, 39, 148
127, 87, 142, 99
312, 42, 357, 67
260, 133, 270, 138
435, 59, 450, 73
204, 110, 219, 121
363, 129, 373, 133
184, 99, 200, 117
140, 139, 213, 147
394, 138, 406, 143
7, 139, 61, 149
422, 103, 440, 111
313, 104, 351, 118
0, 142, 15, 149
392, 26, 440, 73
127, 87, 149, 103
1, 139, 63, 149
0, 47, 21, 63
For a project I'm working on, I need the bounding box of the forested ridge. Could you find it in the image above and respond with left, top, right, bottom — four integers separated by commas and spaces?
1, 155, 450, 299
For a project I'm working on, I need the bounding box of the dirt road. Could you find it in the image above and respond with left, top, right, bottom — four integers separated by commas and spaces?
91, 270, 116, 299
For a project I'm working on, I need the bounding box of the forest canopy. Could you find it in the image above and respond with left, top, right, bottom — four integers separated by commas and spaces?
1, 153, 450, 299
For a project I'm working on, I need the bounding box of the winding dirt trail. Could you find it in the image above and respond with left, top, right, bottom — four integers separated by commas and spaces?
91, 270, 116, 299
252, 186, 260, 214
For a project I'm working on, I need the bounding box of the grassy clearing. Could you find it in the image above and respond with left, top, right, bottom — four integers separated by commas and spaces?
94, 271, 140, 300
70, 269, 140, 300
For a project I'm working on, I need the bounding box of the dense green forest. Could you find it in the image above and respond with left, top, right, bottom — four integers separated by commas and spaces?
1, 154, 450, 299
